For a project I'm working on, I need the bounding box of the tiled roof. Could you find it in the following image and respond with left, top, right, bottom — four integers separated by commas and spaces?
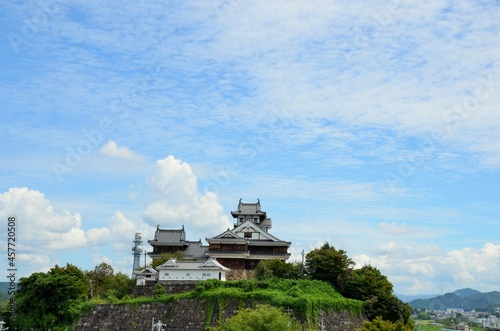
135, 267, 158, 275
183, 242, 209, 258
150, 225, 186, 243
231, 199, 267, 218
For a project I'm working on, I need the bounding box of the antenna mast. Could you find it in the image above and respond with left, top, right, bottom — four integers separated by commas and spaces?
132, 232, 143, 277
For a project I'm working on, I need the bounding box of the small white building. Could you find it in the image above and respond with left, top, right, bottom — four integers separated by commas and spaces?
135, 267, 159, 286
157, 258, 230, 281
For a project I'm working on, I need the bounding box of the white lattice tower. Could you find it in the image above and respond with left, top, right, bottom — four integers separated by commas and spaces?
132, 232, 143, 276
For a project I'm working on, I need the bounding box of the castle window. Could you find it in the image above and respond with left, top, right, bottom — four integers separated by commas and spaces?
244, 232, 252, 238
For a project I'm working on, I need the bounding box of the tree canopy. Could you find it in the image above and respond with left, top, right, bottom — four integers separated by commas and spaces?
209, 304, 302, 331
342, 265, 412, 325
305, 242, 354, 290
150, 251, 186, 269
254, 259, 302, 280
356, 316, 414, 331
304, 243, 412, 327
11, 262, 134, 330
15, 263, 88, 330
86, 262, 134, 300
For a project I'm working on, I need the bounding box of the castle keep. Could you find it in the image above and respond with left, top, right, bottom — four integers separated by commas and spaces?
147, 199, 291, 271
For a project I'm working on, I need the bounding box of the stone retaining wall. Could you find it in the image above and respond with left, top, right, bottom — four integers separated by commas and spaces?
75, 298, 366, 331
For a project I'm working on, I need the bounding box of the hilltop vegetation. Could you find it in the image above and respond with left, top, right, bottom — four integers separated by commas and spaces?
2, 242, 413, 330
191, 278, 364, 327
1, 262, 135, 330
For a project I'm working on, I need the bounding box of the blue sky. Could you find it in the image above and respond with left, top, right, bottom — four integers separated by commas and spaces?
0, 0, 499, 295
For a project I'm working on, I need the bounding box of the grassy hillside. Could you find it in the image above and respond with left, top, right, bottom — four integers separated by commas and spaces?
188, 278, 364, 324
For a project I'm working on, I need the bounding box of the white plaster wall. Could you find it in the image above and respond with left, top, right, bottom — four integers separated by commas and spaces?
158, 269, 226, 281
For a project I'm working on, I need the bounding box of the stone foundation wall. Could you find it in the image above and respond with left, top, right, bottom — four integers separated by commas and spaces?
76, 302, 176, 331
75, 298, 366, 331
131, 281, 198, 297
226, 269, 254, 280
160, 281, 197, 294
131, 283, 155, 297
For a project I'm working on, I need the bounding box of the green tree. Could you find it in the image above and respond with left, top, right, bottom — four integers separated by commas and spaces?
210, 304, 302, 331
15, 263, 88, 330
86, 263, 135, 300
343, 265, 412, 325
254, 259, 301, 280
86, 262, 114, 298
305, 242, 354, 290
356, 316, 413, 331
151, 251, 185, 269
107, 271, 135, 299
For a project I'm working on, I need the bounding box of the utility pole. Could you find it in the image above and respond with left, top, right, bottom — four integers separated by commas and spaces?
301, 249, 305, 278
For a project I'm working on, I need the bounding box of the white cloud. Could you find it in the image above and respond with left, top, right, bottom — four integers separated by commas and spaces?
0, 187, 156, 276
99, 140, 144, 162
86, 227, 112, 246
143, 155, 232, 234
84, 210, 157, 270
355, 242, 500, 294
0, 187, 88, 276
378, 221, 421, 236
0, 187, 87, 251
16, 253, 54, 273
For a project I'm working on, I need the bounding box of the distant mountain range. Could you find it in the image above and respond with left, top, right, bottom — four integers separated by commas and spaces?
408, 288, 500, 311
396, 292, 439, 303
0, 282, 11, 305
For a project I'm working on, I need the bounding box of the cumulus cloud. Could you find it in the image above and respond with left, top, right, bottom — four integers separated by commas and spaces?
354, 242, 500, 294
0, 187, 87, 251
99, 140, 144, 162
84, 210, 157, 268
86, 227, 113, 246
143, 155, 232, 234
0, 187, 88, 275
0, 187, 156, 276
